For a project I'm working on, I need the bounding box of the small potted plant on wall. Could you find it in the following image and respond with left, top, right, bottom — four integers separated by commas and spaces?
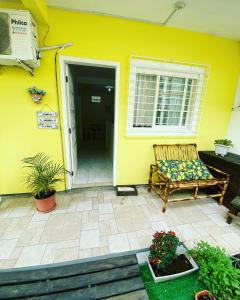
22, 153, 65, 212
27, 86, 46, 103
148, 230, 198, 283
214, 138, 233, 157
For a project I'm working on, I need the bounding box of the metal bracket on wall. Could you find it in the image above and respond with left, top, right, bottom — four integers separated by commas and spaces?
16, 59, 34, 76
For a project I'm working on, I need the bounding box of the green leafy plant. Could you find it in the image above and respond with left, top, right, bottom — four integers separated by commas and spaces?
22, 153, 65, 199
214, 139, 233, 147
148, 230, 181, 270
189, 242, 240, 300
27, 86, 46, 95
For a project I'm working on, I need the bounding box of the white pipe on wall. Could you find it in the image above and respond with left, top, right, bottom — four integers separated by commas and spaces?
227, 78, 240, 155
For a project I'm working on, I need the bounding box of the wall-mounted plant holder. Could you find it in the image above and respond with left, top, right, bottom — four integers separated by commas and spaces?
27, 86, 46, 104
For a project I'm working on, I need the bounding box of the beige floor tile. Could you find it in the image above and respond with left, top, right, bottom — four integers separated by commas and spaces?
114, 206, 145, 219
127, 232, 140, 250
109, 219, 118, 234
137, 234, 152, 248
115, 215, 150, 233
16, 244, 46, 267
222, 232, 240, 251
82, 210, 98, 230
131, 196, 147, 206
31, 212, 50, 222
17, 221, 46, 247
71, 193, 85, 203
112, 197, 132, 208
193, 222, 231, 238
77, 200, 93, 212
208, 213, 229, 227
41, 243, 57, 265
115, 217, 133, 233
78, 249, 92, 259
99, 220, 111, 236
150, 221, 170, 232
0, 259, 17, 269
91, 246, 108, 257
41, 213, 81, 243
53, 247, 78, 263
176, 224, 202, 241
0, 239, 18, 259
10, 247, 23, 260
99, 236, 108, 247
82, 211, 89, 224
7, 198, 31, 208
86, 191, 98, 198
99, 213, 114, 221
108, 233, 130, 253
1, 186, 239, 269
99, 203, 113, 214
80, 229, 100, 249
213, 235, 237, 255
103, 190, 116, 200
0, 208, 14, 219
1, 216, 31, 239
8, 206, 32, 218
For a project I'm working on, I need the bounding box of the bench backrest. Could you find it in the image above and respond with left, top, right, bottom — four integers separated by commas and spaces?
153, 144, 199, 162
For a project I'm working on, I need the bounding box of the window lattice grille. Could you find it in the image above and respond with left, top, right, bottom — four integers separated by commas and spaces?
128, 59, 207, 136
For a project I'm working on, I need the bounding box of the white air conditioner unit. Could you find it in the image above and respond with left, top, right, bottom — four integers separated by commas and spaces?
0, 9, 40, 69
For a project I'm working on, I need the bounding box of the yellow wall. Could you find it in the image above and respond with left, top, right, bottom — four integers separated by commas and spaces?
1, 2, 240, 194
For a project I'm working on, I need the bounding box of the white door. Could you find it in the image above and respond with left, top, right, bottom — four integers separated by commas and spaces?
65, 64, 77, 184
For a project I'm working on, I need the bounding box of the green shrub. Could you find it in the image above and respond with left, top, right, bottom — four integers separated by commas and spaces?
214, 139, 233, 147
189, 242, 240, 300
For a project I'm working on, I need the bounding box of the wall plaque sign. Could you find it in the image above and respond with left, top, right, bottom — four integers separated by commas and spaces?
37, 111, 58, 129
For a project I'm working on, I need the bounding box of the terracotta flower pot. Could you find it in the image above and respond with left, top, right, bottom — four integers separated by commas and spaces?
195, 290, 216, 300
30, 93, 43, 103
35, 192, 56, 213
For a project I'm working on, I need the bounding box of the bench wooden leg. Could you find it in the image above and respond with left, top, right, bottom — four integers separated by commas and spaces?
162, 186, 169, 213
148, 166, 153, 193
226, 215, 233, 224
219, 182, 228, 205
226, 207, 239, 224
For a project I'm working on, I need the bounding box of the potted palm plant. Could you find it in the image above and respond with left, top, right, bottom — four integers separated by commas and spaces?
22, 153, 65, 212
214, 139, 233, 157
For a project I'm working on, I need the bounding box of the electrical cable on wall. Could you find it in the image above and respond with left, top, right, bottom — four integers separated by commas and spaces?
54, 49, 68, 193
42, 24, 50, 47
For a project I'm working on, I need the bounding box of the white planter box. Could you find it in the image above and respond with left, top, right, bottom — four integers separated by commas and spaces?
215, 144, 230, 157
137, 245, 198, 283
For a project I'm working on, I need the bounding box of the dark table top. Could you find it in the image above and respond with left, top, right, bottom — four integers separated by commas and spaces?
199, 151, 240, 166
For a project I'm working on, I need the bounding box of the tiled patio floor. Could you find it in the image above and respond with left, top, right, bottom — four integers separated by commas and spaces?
0, 186, 240, 269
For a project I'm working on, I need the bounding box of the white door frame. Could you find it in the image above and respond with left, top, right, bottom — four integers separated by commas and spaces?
59, 55, 120, 189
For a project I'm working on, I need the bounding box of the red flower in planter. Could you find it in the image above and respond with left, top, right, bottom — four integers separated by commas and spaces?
149, 230, 181, 270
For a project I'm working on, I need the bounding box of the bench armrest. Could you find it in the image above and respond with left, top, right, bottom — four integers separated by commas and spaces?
205, 164, 230, 180
150, 164, 171, 183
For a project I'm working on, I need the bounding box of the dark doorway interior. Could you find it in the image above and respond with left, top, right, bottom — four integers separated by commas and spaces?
69, 65, 115, 186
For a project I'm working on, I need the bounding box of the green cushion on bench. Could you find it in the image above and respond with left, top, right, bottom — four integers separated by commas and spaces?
158, 159, 213, 182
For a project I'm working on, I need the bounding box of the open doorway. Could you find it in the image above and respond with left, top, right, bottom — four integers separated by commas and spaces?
62, 58, 118, 188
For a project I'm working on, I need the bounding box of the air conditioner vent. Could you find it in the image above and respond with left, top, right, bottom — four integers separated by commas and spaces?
0, 12, 11, 55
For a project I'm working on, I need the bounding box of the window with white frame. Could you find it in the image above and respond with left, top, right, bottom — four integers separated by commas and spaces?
127, 59, 205, 136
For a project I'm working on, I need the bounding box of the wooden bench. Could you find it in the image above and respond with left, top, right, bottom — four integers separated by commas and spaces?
0, 253, 148, 299
149, 144, 229, 212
